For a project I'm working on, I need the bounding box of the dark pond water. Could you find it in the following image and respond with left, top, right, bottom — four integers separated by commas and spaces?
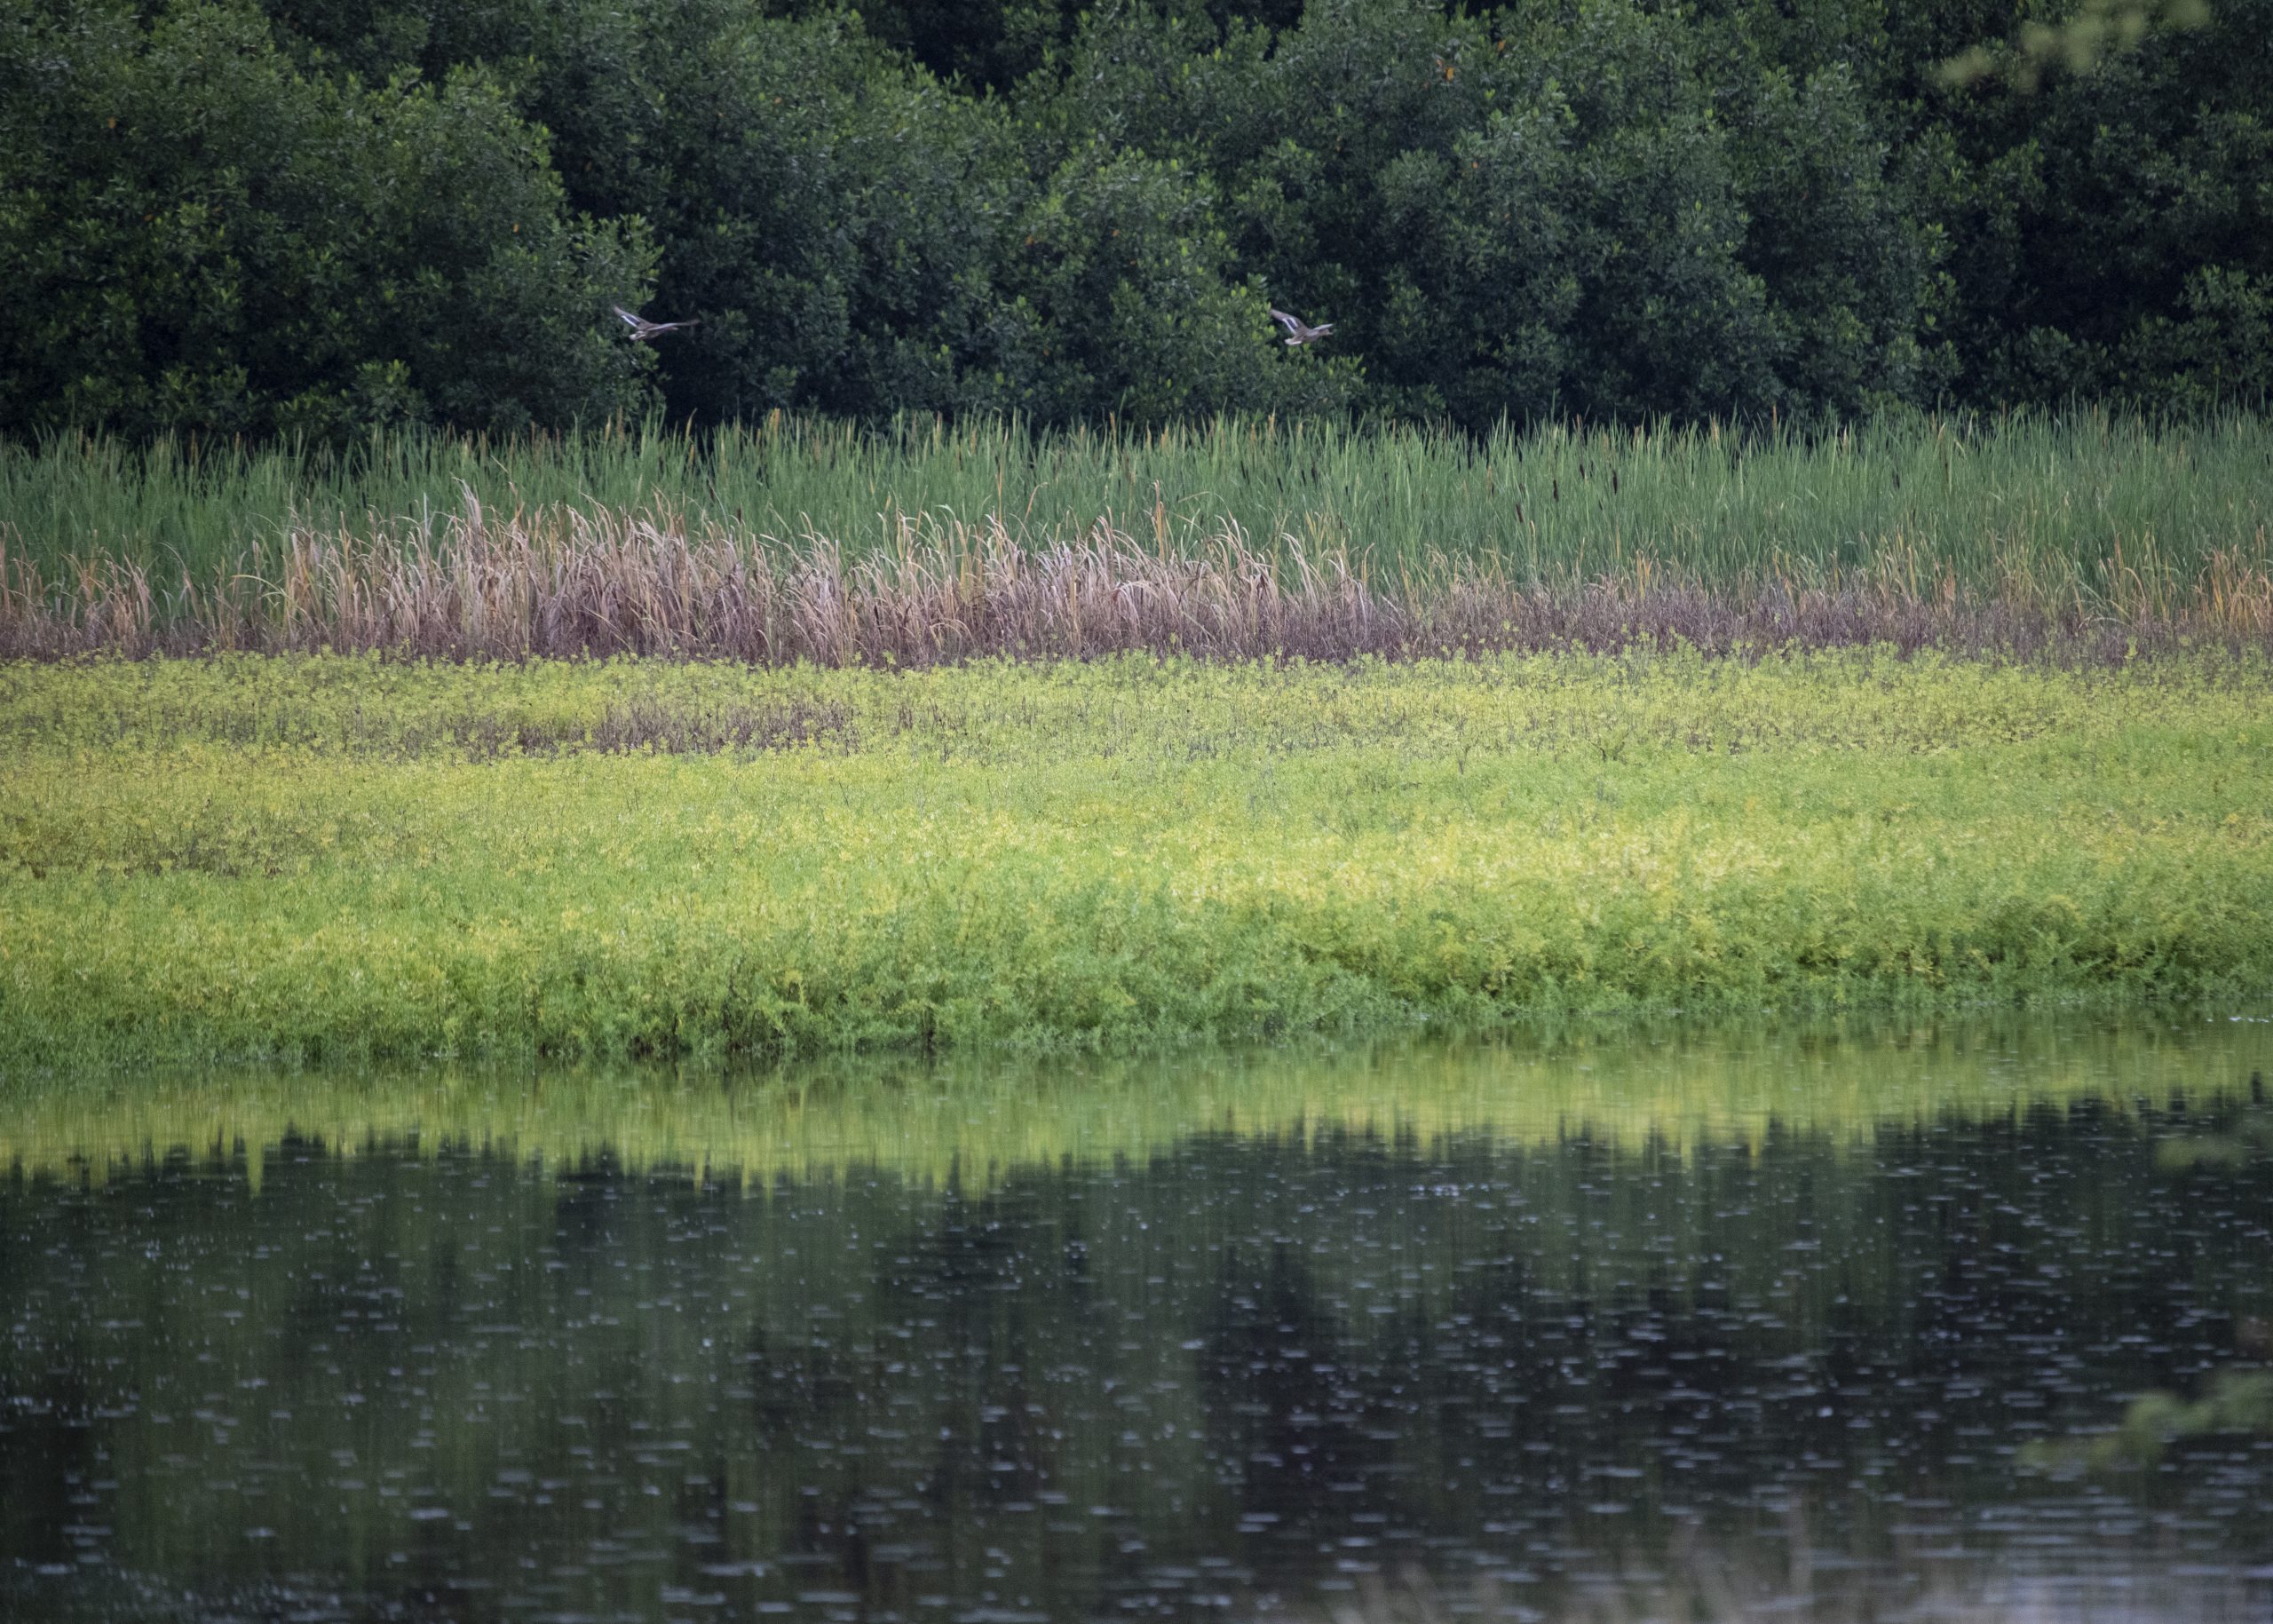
5, 1019, 2273, 1622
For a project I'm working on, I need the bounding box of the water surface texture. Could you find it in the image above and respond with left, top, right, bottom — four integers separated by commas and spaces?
5, 1017, 2273, 1622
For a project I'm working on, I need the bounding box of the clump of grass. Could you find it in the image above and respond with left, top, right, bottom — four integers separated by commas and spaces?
6, 495, 2271, 661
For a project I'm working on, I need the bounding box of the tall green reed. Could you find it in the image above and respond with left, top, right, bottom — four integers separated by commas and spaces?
4, 410, 2268, 601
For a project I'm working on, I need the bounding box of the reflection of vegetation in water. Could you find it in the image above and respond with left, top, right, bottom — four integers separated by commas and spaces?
2157, 1100, 2273, 1171
1302, 1557, 2269, 1624
4, 1016, 2266, 1190
2023, 1095, 2273, 1477
2026, 1369, 2273, 1473
1307, 1561, 2273, 1624
6, 1022, 2271, 1624
2089, 1372, 2273, 1469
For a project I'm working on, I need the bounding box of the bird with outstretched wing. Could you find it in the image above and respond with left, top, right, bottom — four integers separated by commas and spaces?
1270, 307, 1334, 346
614, 305, 699, 341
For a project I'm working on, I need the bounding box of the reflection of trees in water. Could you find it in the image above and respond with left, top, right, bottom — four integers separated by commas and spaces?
883, 1177, 1083, 1511
1178, 1105, 2273, 1573
1199, 1236, 1405, 1533
3, 1093, 2271, 1618
0, 1360, 98, 1567
729, 1175, 1104, 1608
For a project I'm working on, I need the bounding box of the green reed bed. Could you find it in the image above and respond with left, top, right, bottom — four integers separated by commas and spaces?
4, 410, 2269, 613
3, 651, 2269, 1071
7, 430, 2273, 661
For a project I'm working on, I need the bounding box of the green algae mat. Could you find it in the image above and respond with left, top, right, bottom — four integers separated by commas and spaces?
4, 650, 2270, 1067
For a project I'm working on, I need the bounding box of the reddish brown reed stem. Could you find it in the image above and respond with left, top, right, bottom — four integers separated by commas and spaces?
4, 505, 2269, 664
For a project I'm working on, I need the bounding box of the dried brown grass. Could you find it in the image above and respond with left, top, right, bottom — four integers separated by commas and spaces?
5, 500, 2270, 664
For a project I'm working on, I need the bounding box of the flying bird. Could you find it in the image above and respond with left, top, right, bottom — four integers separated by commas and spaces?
1270, 307, 1334, 347
614, 305, 699, 341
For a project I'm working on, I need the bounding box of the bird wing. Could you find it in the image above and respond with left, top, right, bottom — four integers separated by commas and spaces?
1269, 308, 1302, 334
613, 305, 645, 329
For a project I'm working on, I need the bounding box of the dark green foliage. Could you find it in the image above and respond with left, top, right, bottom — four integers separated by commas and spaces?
1, 0, 2266, 440
0, 0, 655, 440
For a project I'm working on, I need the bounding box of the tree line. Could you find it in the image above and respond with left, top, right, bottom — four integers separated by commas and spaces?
3, 0, 2267, 440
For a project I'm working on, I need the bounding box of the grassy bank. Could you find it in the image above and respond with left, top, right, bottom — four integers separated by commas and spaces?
3, 411, 2270, 656
3, 651, 2269, 1070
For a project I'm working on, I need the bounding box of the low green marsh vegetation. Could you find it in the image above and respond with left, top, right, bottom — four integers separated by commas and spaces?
4, 412, 2269, 659
3, 651, 2269, 1069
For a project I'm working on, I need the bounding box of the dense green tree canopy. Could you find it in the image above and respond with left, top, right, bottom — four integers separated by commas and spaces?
2, 0, 2265, 439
